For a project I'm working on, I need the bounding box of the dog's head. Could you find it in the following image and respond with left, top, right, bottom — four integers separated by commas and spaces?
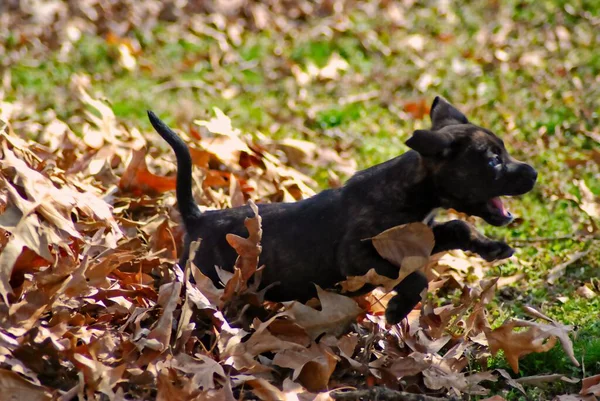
406, 96, 537, 226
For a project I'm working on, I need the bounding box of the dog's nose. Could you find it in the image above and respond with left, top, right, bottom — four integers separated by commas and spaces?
517, 164, 537, 192
523, 164, 537, 183
505, 162, 537, 195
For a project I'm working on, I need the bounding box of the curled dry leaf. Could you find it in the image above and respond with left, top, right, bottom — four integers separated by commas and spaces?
0, 139, 121, 303
1, 143, 79, 239
387, 352, 431, 378
424, 368, 497, 395
485, 312, 579, 374
72, 355, 126, 397
273, 342, 339, 392
495, 368, 525, 394
521, 305, 580, 367
486, 321, 556, 374
576, 285, 596, 299
156, 368, 197, 401
581, 374, 600, 396
141, 281, 182, 353
220, 315, 305, 371
371, 222, 435, 269
284, 285, 363, 340
229, 174, 245, 208
119, 147, 177, 195
515, 373, 579, 387
194, 108, 251, 168
225, 199, 262, 283
220, 200, 263, 309
246, 378, 288, 401
404, 98, 431, 119
575, 179, 600, 221
0, 234, 25, 303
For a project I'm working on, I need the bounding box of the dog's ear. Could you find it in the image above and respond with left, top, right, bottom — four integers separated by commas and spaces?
405, 129, 454, 157
430, 96, 468, 129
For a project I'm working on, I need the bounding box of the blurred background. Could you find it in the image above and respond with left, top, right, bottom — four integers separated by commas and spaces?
1, 0, 600, 379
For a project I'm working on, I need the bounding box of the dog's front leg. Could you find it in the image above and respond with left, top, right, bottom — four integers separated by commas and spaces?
340, 239, 429, 324
385, 271, 428, 324
431, 220, 514, 261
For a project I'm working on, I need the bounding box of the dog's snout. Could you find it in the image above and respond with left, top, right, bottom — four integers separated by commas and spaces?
520, 165, 537, 192
504, 161, 537, 195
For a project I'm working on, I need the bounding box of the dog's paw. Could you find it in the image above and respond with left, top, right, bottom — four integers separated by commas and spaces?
385, 272, 428, 324
385, 297, 415, 325
477, 241, 514, 262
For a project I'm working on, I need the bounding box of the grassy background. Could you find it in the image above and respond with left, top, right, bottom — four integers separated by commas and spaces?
3, 0, 600, 397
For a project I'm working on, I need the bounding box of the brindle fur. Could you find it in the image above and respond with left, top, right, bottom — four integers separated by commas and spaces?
148, 97, 537, 324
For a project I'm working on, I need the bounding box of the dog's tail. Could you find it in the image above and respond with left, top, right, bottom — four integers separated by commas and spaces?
147, 111, 202, 222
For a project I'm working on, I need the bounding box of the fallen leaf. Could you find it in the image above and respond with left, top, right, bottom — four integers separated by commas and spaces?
194, 108, 252, 168
72, 354, 127, 397
229, 175, 245, 208
371, 222, 434, 270
169, 353, 226, 390
553, 395, 596, 401
284, 285, 363, 340
521, 305, 580, 367
484, 311, 580, 374
423, 368, 496, 395
273, 342, 339, 392
422, 368, 468, 392
143, 281, 182, 352
479, 396, 507, 401
149, 217, 178, 259
246, 378, 287, 401
515, 373, 579, 387
220, 315, 305, 371
576, 179, 600, 220
119, 147, 177, 195
339, 223, 434, 292
1, 143, 79, 238
387, 352, 431, 378
0, 369, 52, 401
225, 199, 262, 284
404, 98, 431, 119
581, 374, 600, 396
0, 235, 25, 303
156, 368, 195, 401
496, 369, 525, 394
340, 267, 402, 293
576, 285, 596, 299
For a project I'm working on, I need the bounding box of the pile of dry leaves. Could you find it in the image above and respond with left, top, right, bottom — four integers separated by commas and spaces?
0, 84, 594, 400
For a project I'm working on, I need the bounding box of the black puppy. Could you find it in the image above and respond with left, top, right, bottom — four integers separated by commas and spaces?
148, 97, 537, 324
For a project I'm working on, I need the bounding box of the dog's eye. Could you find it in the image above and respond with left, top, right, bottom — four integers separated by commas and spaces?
488, 156, 502, 168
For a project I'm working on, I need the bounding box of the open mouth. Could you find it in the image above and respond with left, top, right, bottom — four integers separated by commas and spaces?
485, 197, 514, 226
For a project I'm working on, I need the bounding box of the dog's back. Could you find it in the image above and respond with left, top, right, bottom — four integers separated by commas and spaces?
187, 189, 347, 301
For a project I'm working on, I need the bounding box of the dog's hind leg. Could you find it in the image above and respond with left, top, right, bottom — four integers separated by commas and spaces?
431, 220, 514, 261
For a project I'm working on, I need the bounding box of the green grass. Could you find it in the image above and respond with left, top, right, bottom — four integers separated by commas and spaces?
3, 0, 600, 396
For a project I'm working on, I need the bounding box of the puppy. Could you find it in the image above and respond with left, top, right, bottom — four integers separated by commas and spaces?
148, 97, 537, 323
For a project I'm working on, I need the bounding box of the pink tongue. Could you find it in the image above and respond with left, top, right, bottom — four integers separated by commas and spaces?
490, 197, 509, 217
